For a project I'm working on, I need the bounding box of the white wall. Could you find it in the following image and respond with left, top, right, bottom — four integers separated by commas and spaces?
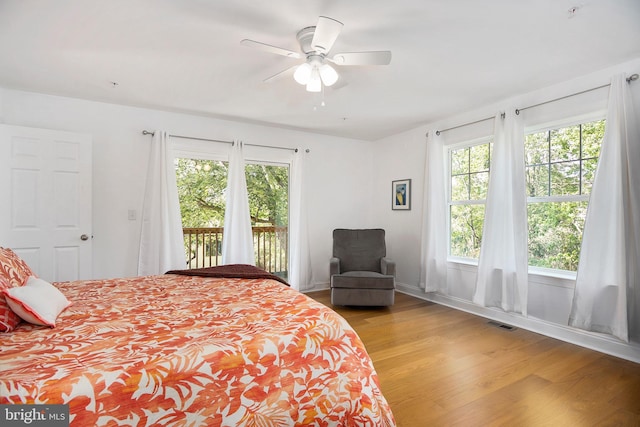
370, 127, 428, 287
372, 57, 640, 361
0, 89, 375, 283
2, 57, 638, 360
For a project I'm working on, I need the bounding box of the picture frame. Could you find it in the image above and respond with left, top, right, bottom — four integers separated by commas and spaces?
392, 179, 411, 210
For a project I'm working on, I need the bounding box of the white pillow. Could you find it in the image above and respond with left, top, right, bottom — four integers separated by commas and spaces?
3, 276, 71, 327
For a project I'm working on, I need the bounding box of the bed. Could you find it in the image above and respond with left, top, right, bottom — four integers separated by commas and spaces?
0, 258, 395, 426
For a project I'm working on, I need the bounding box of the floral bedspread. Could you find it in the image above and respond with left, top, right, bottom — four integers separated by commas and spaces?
0, 274, 395, 426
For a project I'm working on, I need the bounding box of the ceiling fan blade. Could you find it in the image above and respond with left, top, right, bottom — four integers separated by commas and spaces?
330, 51, 392, 66
263, 64, 298, 83
311, 16, 343, 54
240, 39, 301, 59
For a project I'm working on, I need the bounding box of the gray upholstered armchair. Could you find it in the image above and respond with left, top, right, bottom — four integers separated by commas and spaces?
330, 228, 396, 306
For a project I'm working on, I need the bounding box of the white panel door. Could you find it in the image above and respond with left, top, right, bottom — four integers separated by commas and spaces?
0, 125, 92, 281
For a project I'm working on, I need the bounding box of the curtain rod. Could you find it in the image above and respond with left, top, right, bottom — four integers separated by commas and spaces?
141, 130, 232, 144
141, 130, 308, 153
516, 73, 639, 115
435, 112, 505, 136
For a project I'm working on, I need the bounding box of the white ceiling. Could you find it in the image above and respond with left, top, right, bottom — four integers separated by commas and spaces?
1, 0, 639, 141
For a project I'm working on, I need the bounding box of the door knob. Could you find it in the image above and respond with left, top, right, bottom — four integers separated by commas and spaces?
80, 234, 89, 241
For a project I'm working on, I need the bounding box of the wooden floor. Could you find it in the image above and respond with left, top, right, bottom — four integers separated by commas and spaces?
306, 290, 640, 427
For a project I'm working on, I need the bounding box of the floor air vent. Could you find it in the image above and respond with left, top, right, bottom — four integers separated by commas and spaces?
488, 320, 517, 331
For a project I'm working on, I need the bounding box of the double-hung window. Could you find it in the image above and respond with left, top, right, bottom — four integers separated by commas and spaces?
446, 117, 605, 274
525, 119, 605, 272
448, 139, 492, 260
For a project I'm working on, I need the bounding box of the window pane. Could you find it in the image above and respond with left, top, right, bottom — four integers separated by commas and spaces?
175, 158, 228, 269
550, 125, 580, 162
525, 131, 549, 165
451, 175, 469, 201
451, 147, 469, 175
525, 165, 549, 197
550, 161, 580, 196
245, 164, 289, 227
581, 158, 598, 194
582, 120, 605, 159
245, 163, 290, 278
450, 204, 485, 258
528, 201, 587, 271
175, 158, 228, 227
469, 172, 489, 200
469, 144, 490, 172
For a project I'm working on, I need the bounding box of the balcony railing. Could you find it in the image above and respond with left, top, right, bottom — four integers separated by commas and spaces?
183, 226, 288, 279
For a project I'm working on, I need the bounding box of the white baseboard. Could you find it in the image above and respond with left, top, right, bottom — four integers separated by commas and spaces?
396, 282, 640, 364
301, 282, 330, 293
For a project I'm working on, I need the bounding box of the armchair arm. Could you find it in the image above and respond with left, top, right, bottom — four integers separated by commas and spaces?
381, 257, 396, 277
330, 257, 341, 277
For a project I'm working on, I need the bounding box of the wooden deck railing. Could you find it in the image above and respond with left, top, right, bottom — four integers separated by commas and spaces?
183, 226, 288, 278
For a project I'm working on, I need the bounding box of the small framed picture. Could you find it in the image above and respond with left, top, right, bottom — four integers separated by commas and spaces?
392, 179, 411, 210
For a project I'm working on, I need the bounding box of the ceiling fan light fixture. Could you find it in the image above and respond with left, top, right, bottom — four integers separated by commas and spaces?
294, 62, 312, 85
319, 63, 338, 86
241, 16, 392, 92
306, 69, 322, 92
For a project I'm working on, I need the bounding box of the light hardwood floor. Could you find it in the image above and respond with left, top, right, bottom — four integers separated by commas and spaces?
306, 290, 640, 427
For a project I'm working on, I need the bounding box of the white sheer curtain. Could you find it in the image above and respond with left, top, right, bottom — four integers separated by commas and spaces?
569, 74, 640, 342
420, 131, 448, 293
138, 131, 186, 275
473, 112, 528, 315
221, 141, 255, 265
288, 149, 312, 290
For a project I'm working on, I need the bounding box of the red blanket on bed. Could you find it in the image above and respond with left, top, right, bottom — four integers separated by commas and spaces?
166, 263, 290, 286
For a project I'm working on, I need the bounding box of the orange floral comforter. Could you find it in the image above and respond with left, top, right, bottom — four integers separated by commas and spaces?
0, 274, 395, 426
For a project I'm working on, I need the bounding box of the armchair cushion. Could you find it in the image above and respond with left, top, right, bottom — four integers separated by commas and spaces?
331, 271, 394, 290
333, 229, 386, 273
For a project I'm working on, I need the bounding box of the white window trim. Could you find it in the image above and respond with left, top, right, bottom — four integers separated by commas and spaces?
524, 111, 606, 136
448, 256, 479, 266
527, 194, 590, 204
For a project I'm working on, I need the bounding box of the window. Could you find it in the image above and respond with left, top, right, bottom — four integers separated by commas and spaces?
174, 157, 290, 278
448, 140, 492, 259
525, 119, 605, 271
446, 118, 605, 273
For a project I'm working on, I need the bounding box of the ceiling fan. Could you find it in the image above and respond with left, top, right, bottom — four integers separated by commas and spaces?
241, 16, 392, 92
